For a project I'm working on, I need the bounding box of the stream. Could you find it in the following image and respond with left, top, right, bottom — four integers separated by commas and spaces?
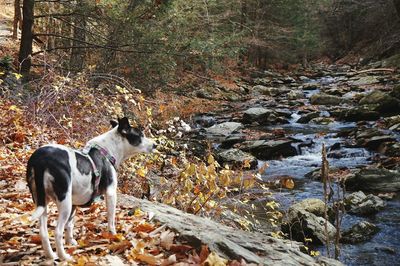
195, 69, 400, 265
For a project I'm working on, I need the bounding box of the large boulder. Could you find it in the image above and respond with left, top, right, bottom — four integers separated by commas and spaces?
118, 195, 343, 265
282, 209, 336, 245
240, 139, 297, 160
340, 221, 379, 244
348, 76, 380, 86
336, 106, 380, 122
205, 122, 242, 137
344, 191, 386, 215
242, 107, 273, 124
345, 168, 400, 192
310, 93, 348, 106
216, 148, 258, 169
287, 90, 305, 100
359, 90, 400, 113
289, 198, 326, 218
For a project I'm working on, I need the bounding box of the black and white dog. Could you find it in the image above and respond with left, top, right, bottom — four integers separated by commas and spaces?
26, 117, 155, 261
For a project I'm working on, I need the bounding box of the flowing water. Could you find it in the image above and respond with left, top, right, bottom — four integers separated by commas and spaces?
200, 74, 400, 265
256, 78, 400, 266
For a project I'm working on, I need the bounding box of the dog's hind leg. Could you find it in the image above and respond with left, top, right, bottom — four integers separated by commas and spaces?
105, 185, 117, 234
65, 206, 77, 246
55, 196, 73, 261
39, 206, 56, 259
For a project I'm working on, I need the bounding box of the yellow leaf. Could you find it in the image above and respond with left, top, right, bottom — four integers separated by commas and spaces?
146, 107, 152, 117
13, 73, 23, 80
136, 167, 147, 177
203, 252, 228, 266
134, 208, 144, 217
9, 105, 20, 112
207, 154, 215, 164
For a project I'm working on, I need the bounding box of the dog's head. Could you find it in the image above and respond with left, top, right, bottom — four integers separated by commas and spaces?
110, 117, 156, 155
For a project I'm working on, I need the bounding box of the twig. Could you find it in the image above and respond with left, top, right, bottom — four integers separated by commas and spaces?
321, 143, 331, 257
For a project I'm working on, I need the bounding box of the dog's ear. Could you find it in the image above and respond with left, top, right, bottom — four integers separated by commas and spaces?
117, 117, 131, 135
110, 119, 118, 128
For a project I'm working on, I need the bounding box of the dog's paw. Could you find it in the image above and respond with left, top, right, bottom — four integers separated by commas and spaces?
60, 253, 73, 261
67, 238, 78, 246
45, 251, 57, 260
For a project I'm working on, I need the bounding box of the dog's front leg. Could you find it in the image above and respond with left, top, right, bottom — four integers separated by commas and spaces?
105, 185, 117, 234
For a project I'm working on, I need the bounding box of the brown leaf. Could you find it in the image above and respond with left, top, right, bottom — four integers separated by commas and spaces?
109, 240, 132, 253
135, 253, 160, 265
199, 245, 209, 263
133, 222, 155, 233
169, 244, 193, 253
30, 235, 42, 244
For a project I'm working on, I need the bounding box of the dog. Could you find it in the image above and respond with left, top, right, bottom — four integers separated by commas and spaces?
26, 117, 155, 260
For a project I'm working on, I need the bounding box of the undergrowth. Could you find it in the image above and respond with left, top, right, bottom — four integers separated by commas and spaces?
0, 67, 282, 232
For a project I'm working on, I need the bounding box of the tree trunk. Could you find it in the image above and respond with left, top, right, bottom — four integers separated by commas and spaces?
394, 0, 400, 18
19, 0, 34, 77
69, 0, 86, 71
13, 0, 22, 39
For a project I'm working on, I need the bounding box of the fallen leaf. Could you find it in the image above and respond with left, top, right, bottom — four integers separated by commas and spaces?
203, 252, 228, 266
160, 230, 175, 250
169, 244, 193, 253
135, 253, 160, 265
134, 222, 155, 233
161, 254, 177, 266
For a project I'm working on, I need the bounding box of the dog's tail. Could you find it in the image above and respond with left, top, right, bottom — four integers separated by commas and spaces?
26, 157, 47, 220
30, 206, 45, 220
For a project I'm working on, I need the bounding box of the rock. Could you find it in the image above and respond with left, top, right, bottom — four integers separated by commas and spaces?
205, 122, 242, 137
117, 195, 342, 265
240, 139, 297, 160
289, 199, 326, 218
216, 148, 258, 169
344, 191, 386, 215
220, 134, 246, 149
364, 135, 396, 150
297, 112, 320, 123
242, 107, 273, 124
253, 77, 271, 86
299, 76, 310, 82
288, 90, 305, 100
252, 85, 289, 97
337, 106, 380, 122
390, 85, 400, 99
301, 82, 319, 90
383, 115, 400, 129
359, 90, 400, 113
193, 115, 216, 128
340, 221, 379, 244
282, 209, 336, 245
310, 93, 348, 106
282, 76, 296, 84
309, 117, 334, 125
348, 76, 380, 86
345, 168, 400, 192
196, 88, 214, 99
384, 142, 400, 157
